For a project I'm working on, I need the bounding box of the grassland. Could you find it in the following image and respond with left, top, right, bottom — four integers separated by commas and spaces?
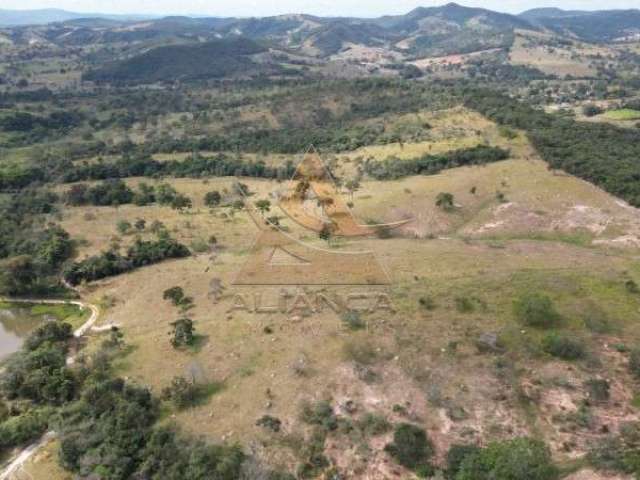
509, 30, 605, 78
604, 108, 640, 120
48, 108, 640, 477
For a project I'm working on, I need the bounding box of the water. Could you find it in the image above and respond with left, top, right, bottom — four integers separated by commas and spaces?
0, 305, 49, 362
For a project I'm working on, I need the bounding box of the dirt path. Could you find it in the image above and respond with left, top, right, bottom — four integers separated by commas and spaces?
0, 297, 101, 480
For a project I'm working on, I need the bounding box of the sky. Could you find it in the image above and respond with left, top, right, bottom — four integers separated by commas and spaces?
1, 0, 638, 17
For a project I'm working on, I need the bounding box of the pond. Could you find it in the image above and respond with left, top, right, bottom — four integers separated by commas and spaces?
0, 302, 84, 362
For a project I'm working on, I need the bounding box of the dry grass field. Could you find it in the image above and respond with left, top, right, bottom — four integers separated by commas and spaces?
509, 30, 609, 78
39, 108, 640, 477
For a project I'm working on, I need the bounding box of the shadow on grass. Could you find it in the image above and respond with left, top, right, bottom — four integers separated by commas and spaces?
192, 381, 225, 407
184, 334, 209, 354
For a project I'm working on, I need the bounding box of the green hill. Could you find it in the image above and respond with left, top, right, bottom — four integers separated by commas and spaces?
83, 38, 275, 85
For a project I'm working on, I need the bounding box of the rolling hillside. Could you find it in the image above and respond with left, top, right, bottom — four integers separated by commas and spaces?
83, 37, 277, 84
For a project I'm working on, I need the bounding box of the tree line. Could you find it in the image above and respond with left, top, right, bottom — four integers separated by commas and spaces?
363, 145, 509, 180
464, 88, 640, 207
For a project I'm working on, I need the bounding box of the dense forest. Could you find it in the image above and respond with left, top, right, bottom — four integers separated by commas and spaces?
463, 88, 640, 207
83, 38, 280, 85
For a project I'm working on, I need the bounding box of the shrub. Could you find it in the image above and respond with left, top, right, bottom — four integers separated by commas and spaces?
385, 423, 434, 473
161, 376, 199, 408
134, 218, 146, 231
0, 408, 52, 449
116, 220, 132, 235
419, 296, 437, 310
626, 279, 640, 294
588, 423, 640, 474
256, 415, 282, 432
163, 286, 185, 305
455, 437, 558, 480
455, 296, 474, 313
357, 413, 391, 436
542, 333, 585, 360
204, 190, 222, 207
446, 444, 480, 479
341, 310, 365, 331
436, 192, 455, 211
513, 293, 561, 328
169, 318, 195, 348
170, 193, 192, 211
300, 401, 337, 431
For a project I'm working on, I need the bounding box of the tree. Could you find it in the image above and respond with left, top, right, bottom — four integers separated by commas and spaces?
0, 255, 37, 295
385, 423, 434, 474
345, 179, 360, 200
436, 192, 455, 211
319, 223, 333, 244
170, 194, 192, 211
163, 286, 185, 305
161, 376, 198, 408
134, 219, 146, 231
204, 191, 222, 207
156, 183, 178, 205
255, 199, 271, 214
170, 318, 195, 348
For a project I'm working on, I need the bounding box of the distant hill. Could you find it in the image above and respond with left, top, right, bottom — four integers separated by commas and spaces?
0, 8, 152, 26
519, 8, 640, 42
83, 38, 280, 85
519, 8, 591, 21
369, 3, 534, 56
4, 2, 640, 70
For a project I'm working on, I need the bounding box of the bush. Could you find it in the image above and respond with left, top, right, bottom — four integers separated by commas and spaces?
419, 296, 436, 310
513, 293, 561, 328
455, 437, 558, 480
256, 415, 282, 432
300, 401, 337, 431
626, 279, 639, 294
204, 190, 222, 207
356, 413, 391, 436
161, 376, 199, 408
341, 310, 365, 331
588, 422, 640, 475
542, 333, 585, 360
117, 220, 132, 235
169, 318, 195, 348
454, 296, 474, 313
0, 408, 52, 450
446, 444, 480, 479
385, 423, 434, 473
436, 192, 455, 211
163, 286, 186, 305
